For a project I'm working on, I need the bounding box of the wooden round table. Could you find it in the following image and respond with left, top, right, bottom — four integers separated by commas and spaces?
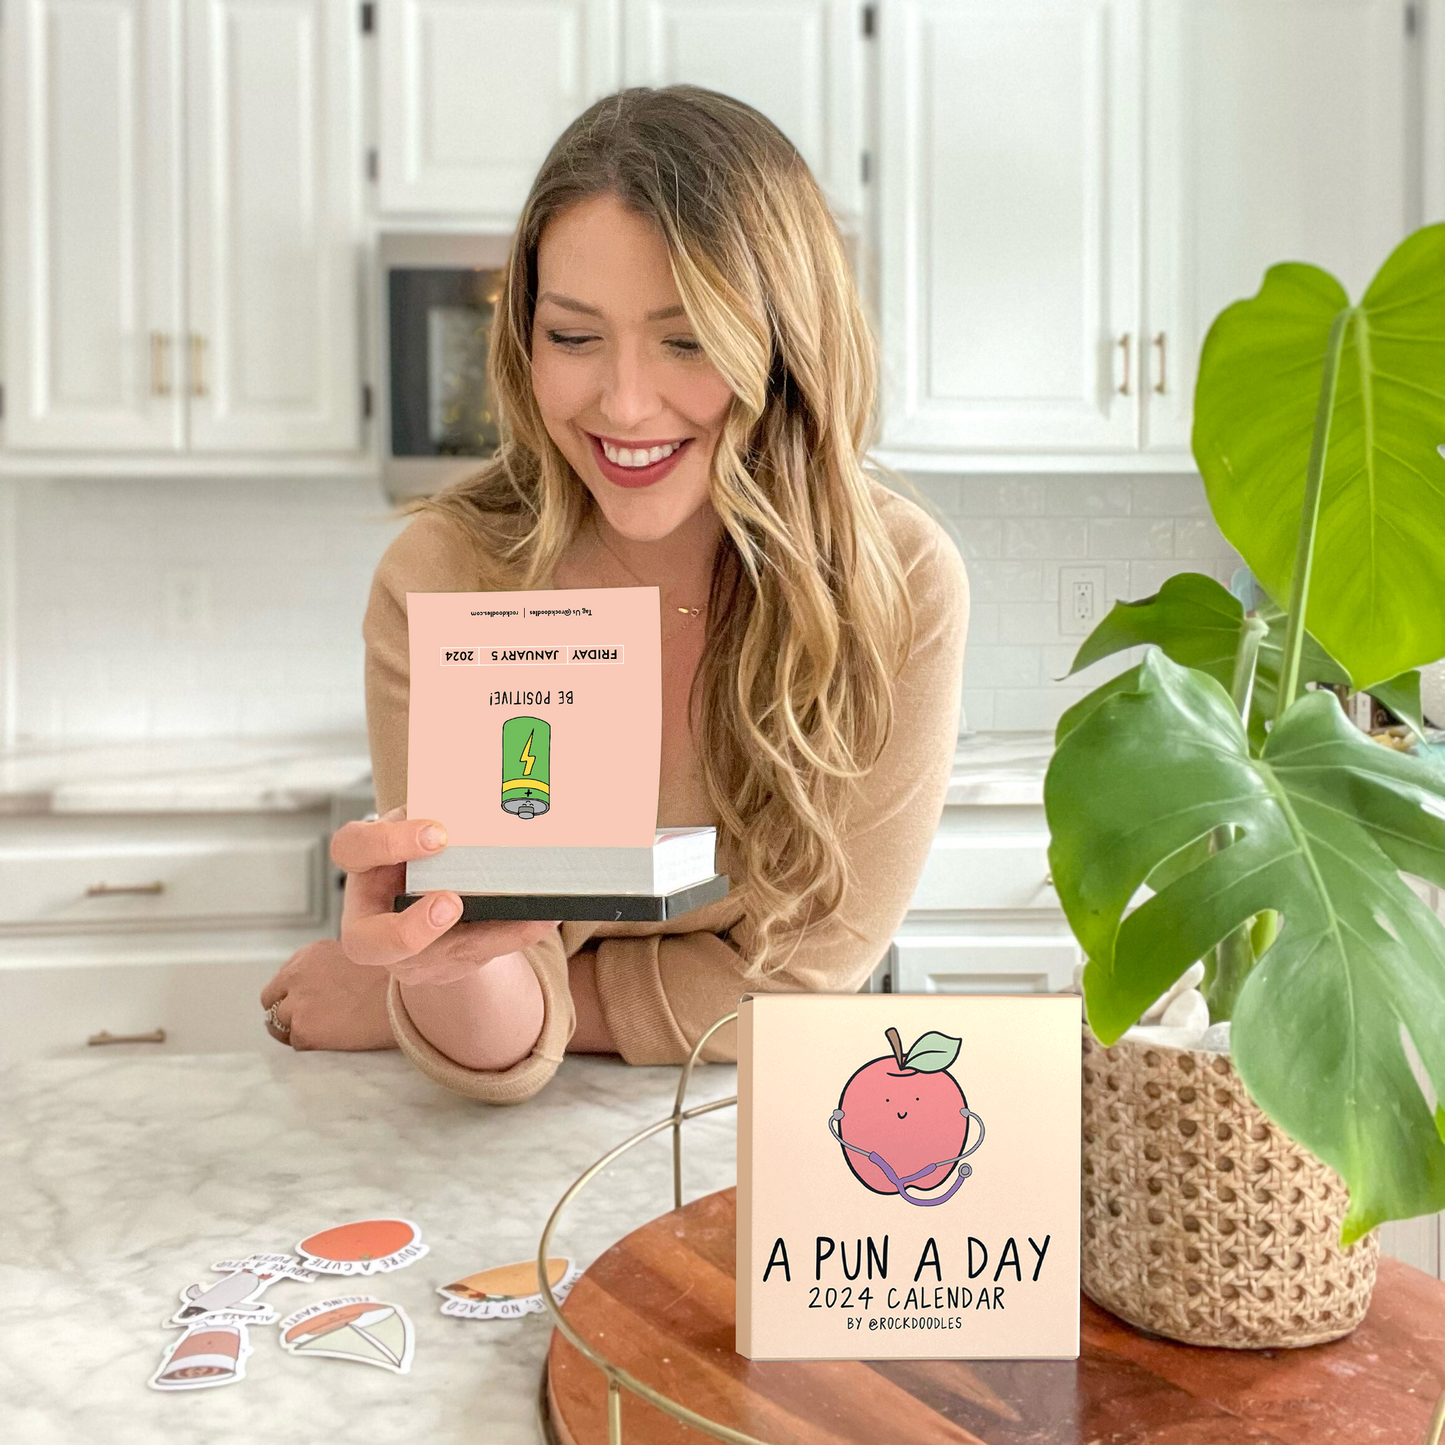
544, 1187, 1445, 1445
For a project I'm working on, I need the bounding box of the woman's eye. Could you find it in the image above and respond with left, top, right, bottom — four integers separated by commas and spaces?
665, 337, 704, 357
545, 329, 598, 349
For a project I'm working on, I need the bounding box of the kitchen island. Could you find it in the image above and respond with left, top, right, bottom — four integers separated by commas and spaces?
0, 1047, 736, 1444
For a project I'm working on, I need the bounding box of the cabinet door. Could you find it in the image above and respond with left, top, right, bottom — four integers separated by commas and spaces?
377, 0, 621, 218
622, 0, 862, 215
186, 0, 360, 451
878, 0, 1142, 455
1, 0, 183, 450
1144, 0, 1416, 451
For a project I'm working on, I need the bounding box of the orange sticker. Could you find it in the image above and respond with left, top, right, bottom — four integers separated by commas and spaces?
296, 1218, 427, 1276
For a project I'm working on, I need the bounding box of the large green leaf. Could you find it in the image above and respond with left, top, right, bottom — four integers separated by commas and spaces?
1067, 572, 1240, 678
1193, 224, 1445, 688
1060, 572, 1422, 746
1045, 650, 1445, 1241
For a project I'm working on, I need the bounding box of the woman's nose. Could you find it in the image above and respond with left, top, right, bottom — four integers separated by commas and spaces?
598, 343, 662, 430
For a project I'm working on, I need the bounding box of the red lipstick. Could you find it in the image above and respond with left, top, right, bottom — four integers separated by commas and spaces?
587, 433, 692, 489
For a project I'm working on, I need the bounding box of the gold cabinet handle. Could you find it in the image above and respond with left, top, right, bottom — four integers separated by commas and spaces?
1153, 331, 1167, 394
85, 880, 165, 897
189, 334, 207, 397
149, 332, 172, 396
1117, 333, 1132, 396
88, 1028, 167, 1046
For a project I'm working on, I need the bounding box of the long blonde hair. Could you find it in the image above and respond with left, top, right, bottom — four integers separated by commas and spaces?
423, 86, 912, 972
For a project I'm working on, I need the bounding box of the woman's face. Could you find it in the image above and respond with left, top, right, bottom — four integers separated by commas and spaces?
530, 193, 735, 542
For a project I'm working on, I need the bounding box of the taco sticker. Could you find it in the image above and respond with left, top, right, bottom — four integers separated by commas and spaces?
437, 1257, 581, 1319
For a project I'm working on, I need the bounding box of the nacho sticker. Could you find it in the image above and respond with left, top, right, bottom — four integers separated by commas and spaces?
167, 1254, 312, 1326
437, 1257, 582, 1320
296, 1218, 427, 1277
149, 1323, 253, 1391
278, 1296, 414, 1374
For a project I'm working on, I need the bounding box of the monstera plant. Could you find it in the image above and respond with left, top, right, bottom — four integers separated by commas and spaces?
1044, 223, 1445, 1244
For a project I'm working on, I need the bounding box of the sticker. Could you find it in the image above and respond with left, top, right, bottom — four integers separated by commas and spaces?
210, 1252, 317, 1284
295, 1219, 428, 1277
168, 1253, 315, 1326
149, 1323, 253, 1391
437, 1257, 582, 1320
278, 1297, 414, 1374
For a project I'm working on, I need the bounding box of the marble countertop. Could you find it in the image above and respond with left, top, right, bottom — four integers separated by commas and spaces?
0, 730, 1047, 817
946, 731, 1052, 806
0, 735, 373, 815
0, 1049, 737, 1444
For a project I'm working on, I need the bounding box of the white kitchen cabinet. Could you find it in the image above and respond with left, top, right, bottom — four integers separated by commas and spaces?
0, 0, 362, 458
186, 0, 362, 451
377, 0, 621, 218
878, 0, 1143, 457
622, 0, 863, 215
1, 0, 184, 451
0, 957, 286, 1060
0, 806, 336, 1064
875, 0, 1438, 471
0, 813, 325, 929
893, 797, 1081, 995
1142, 0, 1419, 452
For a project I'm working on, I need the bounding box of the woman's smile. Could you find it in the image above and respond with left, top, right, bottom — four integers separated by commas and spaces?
587, 432, 693, 488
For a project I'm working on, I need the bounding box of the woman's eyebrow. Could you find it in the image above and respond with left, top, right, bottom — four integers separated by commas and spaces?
538, 291, 602, 317
537, 291, 687, 322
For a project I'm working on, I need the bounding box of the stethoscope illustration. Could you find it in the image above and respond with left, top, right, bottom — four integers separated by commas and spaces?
828, 1107, 986, 1207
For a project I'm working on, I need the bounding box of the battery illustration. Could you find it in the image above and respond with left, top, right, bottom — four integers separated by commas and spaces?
501, 716, 551, 820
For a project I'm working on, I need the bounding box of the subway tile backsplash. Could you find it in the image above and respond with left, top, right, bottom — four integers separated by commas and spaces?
907, 472, 1240, 734
6, 471, 1237, 744
12, 477, 405, 743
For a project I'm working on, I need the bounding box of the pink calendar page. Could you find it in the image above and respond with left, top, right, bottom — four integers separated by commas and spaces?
405, 587, 662, 847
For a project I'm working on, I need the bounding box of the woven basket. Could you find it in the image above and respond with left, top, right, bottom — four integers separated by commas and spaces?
1080, 1023, 1378, 1348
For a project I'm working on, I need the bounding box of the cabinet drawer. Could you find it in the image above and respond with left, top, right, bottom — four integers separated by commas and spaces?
0, 958, 283, 1063
895, 933, 1079, 995
909, 834, 1055, 912
0, 816, 325, 930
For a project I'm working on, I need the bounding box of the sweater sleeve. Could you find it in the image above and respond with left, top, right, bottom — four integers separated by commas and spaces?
363, 509, 486, 814
593, 497, 969, 1068
363, 510, 579, 1104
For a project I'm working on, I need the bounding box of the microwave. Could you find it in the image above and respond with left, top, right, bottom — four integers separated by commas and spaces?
380, 232, 512, 503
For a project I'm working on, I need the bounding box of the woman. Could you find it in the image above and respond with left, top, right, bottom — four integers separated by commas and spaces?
261, 86, 968, 1104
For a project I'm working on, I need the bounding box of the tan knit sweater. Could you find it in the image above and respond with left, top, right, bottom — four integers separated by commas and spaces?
363, 483, 968, 1105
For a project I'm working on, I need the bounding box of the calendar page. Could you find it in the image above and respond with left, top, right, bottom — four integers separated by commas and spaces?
406, 587, 661, 848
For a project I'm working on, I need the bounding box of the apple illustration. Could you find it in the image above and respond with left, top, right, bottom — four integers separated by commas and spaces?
835, 1027, 972, 1196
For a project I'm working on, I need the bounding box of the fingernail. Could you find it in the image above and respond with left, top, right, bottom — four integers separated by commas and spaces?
419, 824, 447, 852
429, 893, 462, 927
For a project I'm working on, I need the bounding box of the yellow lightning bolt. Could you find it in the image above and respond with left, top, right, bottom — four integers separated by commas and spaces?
519, 730, 536, 777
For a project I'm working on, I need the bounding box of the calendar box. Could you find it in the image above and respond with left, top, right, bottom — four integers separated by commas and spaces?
736, 992, 1082, 1360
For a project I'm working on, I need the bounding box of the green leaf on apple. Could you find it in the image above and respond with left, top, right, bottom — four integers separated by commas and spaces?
903, 1032, 961, 1073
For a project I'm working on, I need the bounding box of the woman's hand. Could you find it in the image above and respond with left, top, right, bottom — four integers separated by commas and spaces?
260, 938, 396, 1050
334, 808, 557, 987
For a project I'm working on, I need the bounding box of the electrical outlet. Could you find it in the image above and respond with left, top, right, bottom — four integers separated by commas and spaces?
163, 569, 213, 637
1059, 567, 1106, 637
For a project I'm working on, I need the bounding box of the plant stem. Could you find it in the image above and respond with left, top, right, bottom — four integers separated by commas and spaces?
1208, 919, 1255, 1023
1230, 614, 1269, 722
1276, 310, 1350, 723
1203, 613, 1272, 1021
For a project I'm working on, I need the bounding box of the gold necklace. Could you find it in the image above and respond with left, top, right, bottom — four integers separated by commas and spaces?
588, 518, 706, 627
